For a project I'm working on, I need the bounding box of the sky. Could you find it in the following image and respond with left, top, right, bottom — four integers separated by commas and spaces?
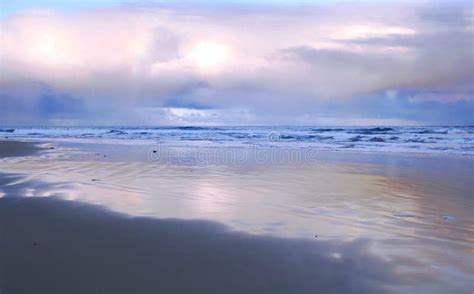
0, 0, 473, 126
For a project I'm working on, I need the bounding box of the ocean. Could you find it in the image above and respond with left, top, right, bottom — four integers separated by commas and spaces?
2, 126, 474, 155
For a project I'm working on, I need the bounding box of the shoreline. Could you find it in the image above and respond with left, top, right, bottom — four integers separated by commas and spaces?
3, 137, 474, 162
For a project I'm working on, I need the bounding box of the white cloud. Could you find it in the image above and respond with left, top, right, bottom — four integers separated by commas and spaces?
0, 2, 473, 125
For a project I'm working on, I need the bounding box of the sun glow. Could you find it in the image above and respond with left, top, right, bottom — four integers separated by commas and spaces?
190, 42, 229, 69
30, 32, 70, 65
37, 34, 57, 55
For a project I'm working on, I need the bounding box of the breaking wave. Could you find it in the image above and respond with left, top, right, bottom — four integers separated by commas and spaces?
2, 126, 473, 155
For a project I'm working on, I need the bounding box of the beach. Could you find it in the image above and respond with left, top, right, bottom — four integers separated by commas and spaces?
0, 139, 473, 293
2, 0, 473, 292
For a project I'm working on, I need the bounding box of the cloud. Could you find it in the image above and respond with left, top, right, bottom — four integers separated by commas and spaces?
0, 1, 473, 125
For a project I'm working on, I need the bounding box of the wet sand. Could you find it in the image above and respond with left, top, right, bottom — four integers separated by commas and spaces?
0, 140, 42, 158
0, 195, 400, 294
0, 140, 473, 293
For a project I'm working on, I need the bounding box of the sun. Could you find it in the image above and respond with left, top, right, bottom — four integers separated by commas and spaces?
38, 35, 56, 54
190, 42, 228, 69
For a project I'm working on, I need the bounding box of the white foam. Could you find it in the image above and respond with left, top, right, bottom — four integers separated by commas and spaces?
3, 126, 474, 155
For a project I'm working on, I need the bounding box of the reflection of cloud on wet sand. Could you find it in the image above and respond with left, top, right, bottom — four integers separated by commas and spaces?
0, 193, 416, 294
1, 144, 474, 293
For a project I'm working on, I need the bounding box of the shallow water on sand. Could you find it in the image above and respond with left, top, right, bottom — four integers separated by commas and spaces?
0, 141, 473, 293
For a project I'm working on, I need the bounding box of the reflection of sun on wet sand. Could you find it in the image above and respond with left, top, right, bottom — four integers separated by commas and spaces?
0, 140, 473, 293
